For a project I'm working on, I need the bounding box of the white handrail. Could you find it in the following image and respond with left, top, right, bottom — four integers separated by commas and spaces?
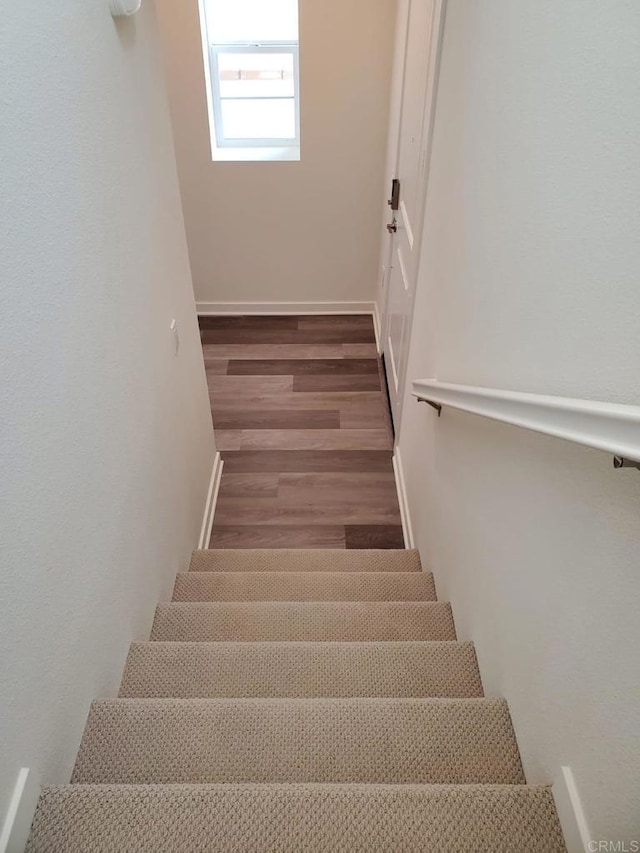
412, 378, 640, 466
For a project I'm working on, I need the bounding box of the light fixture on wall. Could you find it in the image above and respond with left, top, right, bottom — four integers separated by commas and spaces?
110, 0, 142, 16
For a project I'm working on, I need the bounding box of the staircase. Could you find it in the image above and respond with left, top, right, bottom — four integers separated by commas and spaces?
27, 549, 566, 851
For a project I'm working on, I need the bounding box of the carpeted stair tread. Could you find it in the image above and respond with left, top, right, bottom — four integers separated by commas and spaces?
119, 641, 483, 698
151, 601, 456, 641
190, 548, 422, 573
71, 697, 524, 785
27, 783, 567, 853
172, 571, 436, 601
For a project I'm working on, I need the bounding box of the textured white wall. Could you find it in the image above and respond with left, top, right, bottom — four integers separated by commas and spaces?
155, 0, 395, 307
398, 0, 640, 841
0, 0, 215, 823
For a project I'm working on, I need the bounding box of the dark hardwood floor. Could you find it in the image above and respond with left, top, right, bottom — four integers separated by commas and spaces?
199, 315, 404, 549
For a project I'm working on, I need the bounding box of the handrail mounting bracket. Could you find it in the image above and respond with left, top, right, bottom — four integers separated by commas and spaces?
419, 399, 442, 417
613, 456, 640, 472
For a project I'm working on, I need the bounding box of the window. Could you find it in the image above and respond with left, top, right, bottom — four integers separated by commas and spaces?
201, 0, 300, 161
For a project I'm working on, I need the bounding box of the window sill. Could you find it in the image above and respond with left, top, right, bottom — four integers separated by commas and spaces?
211, 145, 300, 163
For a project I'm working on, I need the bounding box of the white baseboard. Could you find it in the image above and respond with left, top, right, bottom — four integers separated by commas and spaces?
0, 769, 40, 853
552, 767, 591, 853
198, 452, 224, 550
372, 303, 382, 353
392, 446, 414, 549
197, 301, 375, 316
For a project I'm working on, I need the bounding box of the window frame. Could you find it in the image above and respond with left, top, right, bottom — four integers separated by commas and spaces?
209, 42, 300, 149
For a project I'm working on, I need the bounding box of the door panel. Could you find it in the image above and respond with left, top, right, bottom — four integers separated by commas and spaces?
386, 244, 411, 395
382, 0, 444, 432
395, 0, 434, 240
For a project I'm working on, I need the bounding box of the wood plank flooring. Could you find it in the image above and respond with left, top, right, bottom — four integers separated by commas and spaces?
199, 315, 403, 549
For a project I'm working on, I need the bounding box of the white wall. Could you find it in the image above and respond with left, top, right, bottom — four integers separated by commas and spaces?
398, 0, 640, 842
0, 0, 215, 826
155, 0, 395, 308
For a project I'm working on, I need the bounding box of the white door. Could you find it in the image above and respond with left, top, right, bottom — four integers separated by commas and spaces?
382, 0, 445, 431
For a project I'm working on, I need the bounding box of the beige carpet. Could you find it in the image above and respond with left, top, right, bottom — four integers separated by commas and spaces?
28, 784, 566, 853
189, 547, 422, 572
72, 697, 525, 785
172, 570, 436, 601
27, 548, 566, 850
151, 600, 457, 641
119, 640, 484, 698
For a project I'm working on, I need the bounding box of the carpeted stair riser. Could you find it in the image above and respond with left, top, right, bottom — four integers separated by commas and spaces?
71, 698, 524, 785
172, 571, 436, 602
151, 601, 456, 642
119, 641, 483, 698
189, 548, 422, 573
26, 784, 567, 853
